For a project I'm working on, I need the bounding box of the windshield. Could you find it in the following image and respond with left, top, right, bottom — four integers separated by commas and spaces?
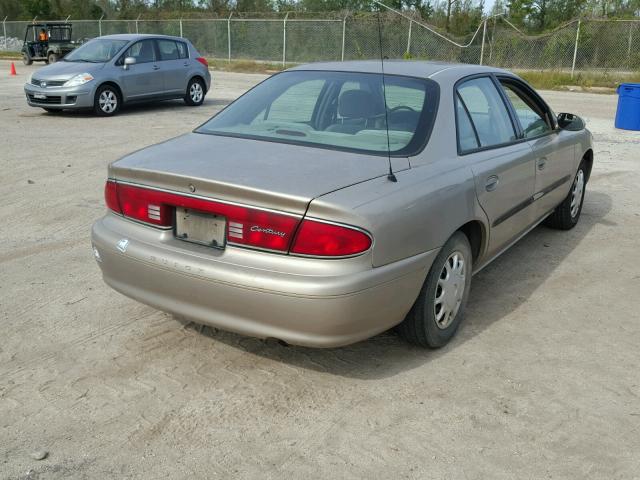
64, 38, 129, 63
196, 70, 438, 156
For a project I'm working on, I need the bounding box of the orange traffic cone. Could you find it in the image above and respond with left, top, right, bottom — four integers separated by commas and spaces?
9, 62, 16, 76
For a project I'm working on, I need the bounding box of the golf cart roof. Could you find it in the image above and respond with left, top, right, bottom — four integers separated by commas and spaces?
28, 23, 71, 28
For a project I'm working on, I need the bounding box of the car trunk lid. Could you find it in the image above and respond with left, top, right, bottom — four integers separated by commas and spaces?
109, 132, 409, 215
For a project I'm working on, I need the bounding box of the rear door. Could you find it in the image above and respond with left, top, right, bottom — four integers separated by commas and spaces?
456, 76, 537, 258
157, 39, 188, 95
497, 77, 576, 216
119, 39, 164, 99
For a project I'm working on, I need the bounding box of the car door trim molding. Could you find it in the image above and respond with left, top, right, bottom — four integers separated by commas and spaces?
492, 174, 571, 227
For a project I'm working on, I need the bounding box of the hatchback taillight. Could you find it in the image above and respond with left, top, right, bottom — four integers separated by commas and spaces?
196, 57, 208, 67
290, 219, 372, 257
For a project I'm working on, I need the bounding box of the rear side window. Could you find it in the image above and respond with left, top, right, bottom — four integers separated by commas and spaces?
158, 39, 179, 61
456, 77, 516, 150
176, 42, 188, 59
456, 95, 479, 151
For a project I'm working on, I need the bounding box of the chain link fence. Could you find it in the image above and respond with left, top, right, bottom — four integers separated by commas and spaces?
2, 14, 640, 74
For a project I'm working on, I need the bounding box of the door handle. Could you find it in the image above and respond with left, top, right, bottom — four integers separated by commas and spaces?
153, 65, 160, 70
183, 62, 189, 67
537, 157, 547, 170
485, 175, 499, 192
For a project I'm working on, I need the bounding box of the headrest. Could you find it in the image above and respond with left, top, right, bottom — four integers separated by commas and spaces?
338, 90, 381, 119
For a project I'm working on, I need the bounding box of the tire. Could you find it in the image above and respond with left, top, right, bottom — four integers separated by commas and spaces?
397, 232, 473, 348
184, 77, 205, 106
544, 161, 587, 230
23, 53, 33, 66
43, 108, 62, 114
93, 84, 121, 116
47, 53, 59, 64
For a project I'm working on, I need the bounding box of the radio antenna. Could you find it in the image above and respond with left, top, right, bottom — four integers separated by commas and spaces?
376, 3, 397, 183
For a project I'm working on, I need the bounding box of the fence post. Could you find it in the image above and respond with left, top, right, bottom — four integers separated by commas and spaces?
282, 12, 290, 67
406, 19, 412, 55
98, 14, 103, 36
227, 12, 233, 63
479, 18, 487, 65
628, 22, 634, 69
341, 15, 347, 61
135, 14, 140, 34
2, 17, 7, 52
571, 19, 581, 79
179, 18, 183, 38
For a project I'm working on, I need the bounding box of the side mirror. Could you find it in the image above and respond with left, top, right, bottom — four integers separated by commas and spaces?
123, 56, 136, 70
557, 112, 585, 131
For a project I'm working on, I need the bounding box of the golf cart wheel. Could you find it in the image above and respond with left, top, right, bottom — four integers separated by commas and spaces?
47, 53, 59, 64
184, 77, 205, 106
23, 53, 33, 66
94, 84, 121, 117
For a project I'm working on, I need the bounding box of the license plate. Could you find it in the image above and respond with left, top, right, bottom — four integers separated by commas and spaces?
33, 93, 47, 99
175, 207, 226, 248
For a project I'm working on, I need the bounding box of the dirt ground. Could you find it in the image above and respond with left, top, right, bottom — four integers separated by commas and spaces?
1, 59, 639, 479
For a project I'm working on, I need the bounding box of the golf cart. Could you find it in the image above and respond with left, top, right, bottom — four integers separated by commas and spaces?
22, 23, 76, 65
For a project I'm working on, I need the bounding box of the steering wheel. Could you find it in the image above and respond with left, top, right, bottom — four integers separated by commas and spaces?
388, 105, 417, 114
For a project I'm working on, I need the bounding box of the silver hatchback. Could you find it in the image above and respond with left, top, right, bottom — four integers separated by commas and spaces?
24, 34, 212, 115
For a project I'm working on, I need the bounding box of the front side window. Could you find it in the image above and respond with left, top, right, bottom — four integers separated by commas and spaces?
500, 81, 552, 139
196, 70, 439, 156
123, 39, 156, 64
158, 39, 180, 61
457, 77, 516, 150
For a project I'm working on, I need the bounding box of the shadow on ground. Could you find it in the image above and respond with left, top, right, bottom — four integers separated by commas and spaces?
176, 190, 613, 380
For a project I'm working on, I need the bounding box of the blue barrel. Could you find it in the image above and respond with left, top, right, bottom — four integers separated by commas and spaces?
615, 83, 640, 131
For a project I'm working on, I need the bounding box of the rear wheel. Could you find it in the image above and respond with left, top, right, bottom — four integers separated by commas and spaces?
184, 77, 205, 106
544, 161, 587, 230
93, 85, 121, 116
47, 52, 59, 64
397, 232, 472, 348
22, 53, 32, 66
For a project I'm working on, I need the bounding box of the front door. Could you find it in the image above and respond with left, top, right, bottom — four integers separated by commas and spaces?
497, 78, 576, 217
120, 39, 164, 99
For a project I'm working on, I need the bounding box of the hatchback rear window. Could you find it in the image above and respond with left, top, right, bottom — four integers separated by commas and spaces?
196, 71, 439, 156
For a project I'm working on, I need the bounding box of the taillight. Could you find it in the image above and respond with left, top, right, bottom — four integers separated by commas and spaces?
291, 219, 372, 257
196, 57, 208, 67
103, 181, 299, 251
105, 180, 120, 213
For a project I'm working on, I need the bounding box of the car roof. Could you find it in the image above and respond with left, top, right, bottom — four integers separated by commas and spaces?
97, 33, 187, 42
288, 60, 509, 79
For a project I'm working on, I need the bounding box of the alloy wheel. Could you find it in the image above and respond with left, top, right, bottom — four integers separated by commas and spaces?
190, 83, 203, 103
99, 90, 117, 114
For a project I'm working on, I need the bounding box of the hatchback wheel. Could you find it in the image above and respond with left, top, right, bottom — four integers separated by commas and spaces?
544, 160, 587, 230
184, 78, 205, 106
94, 85, 121, 116
397, 232, 472, 348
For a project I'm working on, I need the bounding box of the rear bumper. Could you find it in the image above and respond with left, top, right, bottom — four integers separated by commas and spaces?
24, 83, 94, 109
91, 213, 437, 347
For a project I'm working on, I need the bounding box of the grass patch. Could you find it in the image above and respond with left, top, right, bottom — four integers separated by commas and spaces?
516, 70, 640, 92
207, 58, 289, 74
0, 51, 21, 60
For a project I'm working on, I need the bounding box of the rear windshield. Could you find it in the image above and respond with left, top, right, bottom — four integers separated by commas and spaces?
196, 70, 439, 156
